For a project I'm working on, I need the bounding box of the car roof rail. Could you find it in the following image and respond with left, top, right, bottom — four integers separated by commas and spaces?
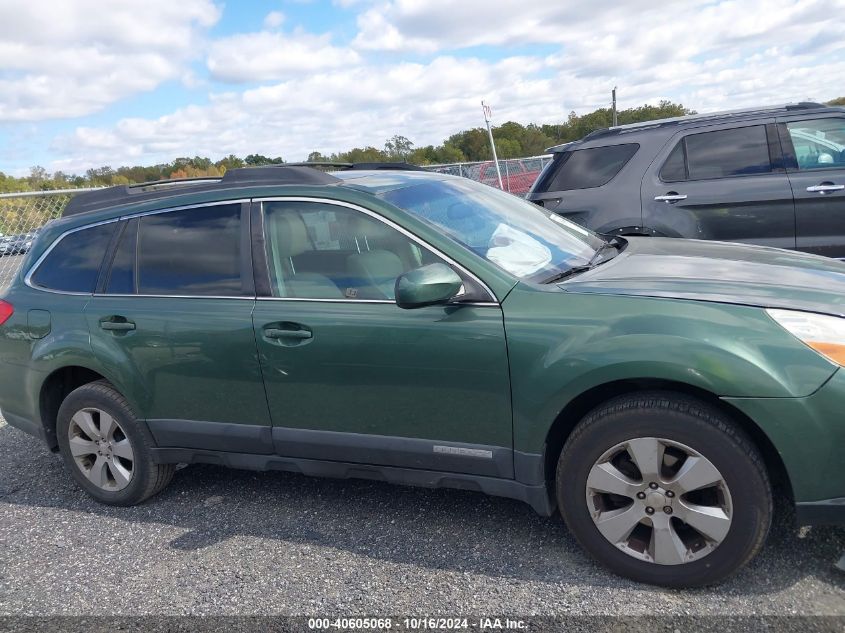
62, 165, 342, 217
286, 161, 427, 171
571, 102, 833, 145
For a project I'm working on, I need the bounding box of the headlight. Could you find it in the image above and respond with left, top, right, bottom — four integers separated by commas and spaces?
767, 308, 845, 366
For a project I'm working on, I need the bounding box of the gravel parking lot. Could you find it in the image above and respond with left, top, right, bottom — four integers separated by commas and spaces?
0, 416, 843, 618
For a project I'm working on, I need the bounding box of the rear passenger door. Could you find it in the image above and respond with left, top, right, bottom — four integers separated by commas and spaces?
641, 123, 796, 249
778, 115, 845, 258
84, 201, 273, 453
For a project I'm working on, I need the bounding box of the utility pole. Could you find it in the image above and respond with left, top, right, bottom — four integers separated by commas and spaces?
612, 86, 618, 127
481, 100, 504, 190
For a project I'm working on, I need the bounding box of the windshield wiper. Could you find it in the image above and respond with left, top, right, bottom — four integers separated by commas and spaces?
542, 238, 621, 284
541, 265, 593, 284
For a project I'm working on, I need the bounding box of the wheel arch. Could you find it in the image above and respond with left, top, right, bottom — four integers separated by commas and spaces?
542, 378, 792, 501
38, 365, 113, 450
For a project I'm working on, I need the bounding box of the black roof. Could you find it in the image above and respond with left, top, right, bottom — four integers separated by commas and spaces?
547, 102, 839, 152
62, 163, 424, 217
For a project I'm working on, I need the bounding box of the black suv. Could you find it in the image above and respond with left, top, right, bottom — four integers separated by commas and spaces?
528, 103, 845, 258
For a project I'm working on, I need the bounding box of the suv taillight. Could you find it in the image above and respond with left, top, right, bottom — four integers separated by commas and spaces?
0, 300, 13, 326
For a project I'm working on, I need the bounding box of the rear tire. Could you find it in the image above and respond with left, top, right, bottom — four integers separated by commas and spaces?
556, 392, 771, 587
56, 380, 174, 506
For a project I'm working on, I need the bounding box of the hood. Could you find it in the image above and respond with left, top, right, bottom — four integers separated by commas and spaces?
561, 237, 845, 317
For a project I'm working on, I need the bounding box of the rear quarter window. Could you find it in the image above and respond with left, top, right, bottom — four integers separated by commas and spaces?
30, 223, 115, 293
538, 143, 639, 192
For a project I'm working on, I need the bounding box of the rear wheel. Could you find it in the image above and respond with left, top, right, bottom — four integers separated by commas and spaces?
556, 392, 771, 587
57, 381, 174, 505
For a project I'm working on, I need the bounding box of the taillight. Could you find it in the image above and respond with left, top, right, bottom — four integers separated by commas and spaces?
0, 300, 13, 326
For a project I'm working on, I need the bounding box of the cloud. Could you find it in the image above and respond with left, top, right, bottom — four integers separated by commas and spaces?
11, 0, 845, 175
351, 0, 845, 58
0, 0, 221, 122
263, 11, 285, 29
207, 29, 360, 82
51, 55, 559, 170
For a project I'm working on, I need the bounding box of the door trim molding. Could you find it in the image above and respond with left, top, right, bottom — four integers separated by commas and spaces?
271, 426, 513, 479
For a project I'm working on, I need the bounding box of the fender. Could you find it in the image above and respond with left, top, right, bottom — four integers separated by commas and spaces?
501, 284, 837, 455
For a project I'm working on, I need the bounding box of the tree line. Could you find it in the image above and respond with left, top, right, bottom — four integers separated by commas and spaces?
2, 98, 841, 192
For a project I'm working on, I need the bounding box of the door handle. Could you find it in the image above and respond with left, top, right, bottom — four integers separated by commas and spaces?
806, 184, 844, 194
654, 193, 688, 202
264, 328, 312, 340
100, 320, 135, 332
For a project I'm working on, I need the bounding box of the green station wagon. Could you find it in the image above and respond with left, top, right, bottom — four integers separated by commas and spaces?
1, 165, 843, 587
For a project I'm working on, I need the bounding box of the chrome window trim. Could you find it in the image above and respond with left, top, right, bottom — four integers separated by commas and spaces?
256, 196, 499, 305
92, 294, 255, 300
25, 199, 251, 297
255, 297, 499, 307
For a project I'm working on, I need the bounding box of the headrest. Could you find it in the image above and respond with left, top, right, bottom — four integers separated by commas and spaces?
350, 214, 396, 241
270, 213, 312, 257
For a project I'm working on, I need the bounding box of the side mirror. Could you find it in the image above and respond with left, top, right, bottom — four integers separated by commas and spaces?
395, 263, 463, 309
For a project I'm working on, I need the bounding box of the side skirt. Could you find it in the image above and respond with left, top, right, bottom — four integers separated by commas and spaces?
150, 447, 556, 517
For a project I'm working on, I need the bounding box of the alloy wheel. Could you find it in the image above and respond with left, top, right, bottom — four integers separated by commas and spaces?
585, 436, 732, 565
67, 408, 135, 492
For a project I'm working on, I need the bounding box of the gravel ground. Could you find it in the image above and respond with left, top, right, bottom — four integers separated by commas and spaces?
0, 415, 842, 617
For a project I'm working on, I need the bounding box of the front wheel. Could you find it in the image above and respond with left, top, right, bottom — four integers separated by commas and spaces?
557, 392, 772, 587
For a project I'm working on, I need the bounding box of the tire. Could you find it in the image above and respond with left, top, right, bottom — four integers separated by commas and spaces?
56, 380, 175, 506
556, 392, 771, 587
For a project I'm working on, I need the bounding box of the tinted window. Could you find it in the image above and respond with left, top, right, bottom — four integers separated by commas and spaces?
684, 125, 772, 179
541, 144, 638, 191
659, 141, 687, 182
105, 218, 137, 294
137, 204, 243, 296
263, 201, 443, 300
786, 118, 845, 170
31, 223, 115, 293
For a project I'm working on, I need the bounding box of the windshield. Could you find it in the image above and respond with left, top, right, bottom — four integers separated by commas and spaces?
379, 178, 604, 282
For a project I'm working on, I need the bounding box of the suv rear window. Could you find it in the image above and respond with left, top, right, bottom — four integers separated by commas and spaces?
661, 125, 773, 181
539, 144, 638, 191
30, 223, 115, 293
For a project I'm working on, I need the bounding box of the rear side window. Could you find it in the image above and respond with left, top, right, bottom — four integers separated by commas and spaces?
136, 204, 244, 296
30, 223, 115, 293
105, 218, 138, 294
540, 144, 638, 191
662, 125, 772, 181
659, 142, 687, 182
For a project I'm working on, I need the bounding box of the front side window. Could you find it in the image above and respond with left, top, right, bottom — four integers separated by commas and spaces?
380, 178, 604, 281
136, 204, 244, 296
263, 201, 445, 300
786, 119, 845, 170
539, 143, 639, 192
31, 223, 115, 293
683, 125, 772, 179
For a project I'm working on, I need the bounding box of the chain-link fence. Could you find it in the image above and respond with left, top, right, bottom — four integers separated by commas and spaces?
0, 188, 97, 291
427, 154, 552, 196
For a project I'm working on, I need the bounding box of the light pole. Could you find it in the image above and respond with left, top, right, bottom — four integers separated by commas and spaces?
481, 101, 504, 190
612, 87, 618, 127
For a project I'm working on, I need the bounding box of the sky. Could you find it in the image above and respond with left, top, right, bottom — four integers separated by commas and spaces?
0, 0, 844, 176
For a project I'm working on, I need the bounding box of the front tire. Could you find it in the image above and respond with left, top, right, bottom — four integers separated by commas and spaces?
556, 392, 771, 587
57, 381, 174, 506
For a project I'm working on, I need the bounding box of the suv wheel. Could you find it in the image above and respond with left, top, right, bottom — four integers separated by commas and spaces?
57, 381, 175, 505
556, 392, 771, 587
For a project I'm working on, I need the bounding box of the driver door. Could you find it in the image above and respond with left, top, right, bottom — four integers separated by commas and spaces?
250, 199, 514, 477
